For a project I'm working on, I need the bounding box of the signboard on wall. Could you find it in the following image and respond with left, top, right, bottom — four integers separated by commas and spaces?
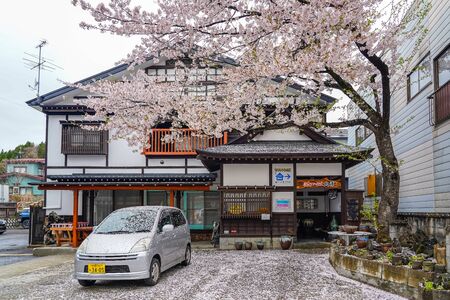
272, 192, 294, 213
272, 164, 294, 186
296, 178, 341, 189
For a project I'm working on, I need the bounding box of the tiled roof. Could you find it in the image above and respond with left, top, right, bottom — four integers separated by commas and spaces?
197, 141, 371, 157
46, 173, 216, 183
5, 158, 45, 164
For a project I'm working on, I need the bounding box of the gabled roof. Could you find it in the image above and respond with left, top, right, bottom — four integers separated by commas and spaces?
5, 158, 45, 164
0, 172, 44, 181
26, 63, 129, 107
26, 55, 336, 109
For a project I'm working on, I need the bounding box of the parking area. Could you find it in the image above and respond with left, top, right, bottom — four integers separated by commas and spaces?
0, 250, 404, 300
0, 228, 34, 266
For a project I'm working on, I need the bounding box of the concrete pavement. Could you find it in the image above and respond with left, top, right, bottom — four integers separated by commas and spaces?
0, 228, 35, 266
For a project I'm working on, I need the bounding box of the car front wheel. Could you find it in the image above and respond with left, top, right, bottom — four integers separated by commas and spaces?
78, 280, 96, 287
22, 219, 30, 229
144, 257, 160, 286
181, 245, 191, 266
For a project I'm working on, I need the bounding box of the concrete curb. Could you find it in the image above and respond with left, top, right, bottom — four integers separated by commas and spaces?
33, 247, 77, 257
0, 254, 73, 280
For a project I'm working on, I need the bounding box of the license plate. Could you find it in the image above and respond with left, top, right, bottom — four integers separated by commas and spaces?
87, 264, 106, 274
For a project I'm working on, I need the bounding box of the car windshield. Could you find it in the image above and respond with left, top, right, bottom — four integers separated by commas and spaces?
95, 209, 158, 234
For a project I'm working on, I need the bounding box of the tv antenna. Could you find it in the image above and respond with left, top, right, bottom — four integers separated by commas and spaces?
23, 40, 63, 98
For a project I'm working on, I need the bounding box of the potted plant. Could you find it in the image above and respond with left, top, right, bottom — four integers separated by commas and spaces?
280, 236, 292, 250
356, 236, 368, 249
234, 241, 243, 250
256, 240, 264, 250
244, 241, 253, 250
410, 255, 424, 269
422, 260, 435, 272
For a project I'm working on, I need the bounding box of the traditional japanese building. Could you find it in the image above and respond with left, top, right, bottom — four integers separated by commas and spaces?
27, 58, 371, 247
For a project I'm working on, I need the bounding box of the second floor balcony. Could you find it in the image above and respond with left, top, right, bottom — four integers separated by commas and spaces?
144, 129, 228, 156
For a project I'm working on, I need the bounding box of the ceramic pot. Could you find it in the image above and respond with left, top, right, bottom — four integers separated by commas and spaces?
411, 260, 423, 270
235, 241, 243, 250
244, 241, 253, 250
422, 261, 435, 272
280, 236, 292, 250
392, 254, 403, 266
434, 264, 446, 274
256, 242, 264, 250
356, 240, 367, 249
358, 224, 370, 232
380, 243, 392, 253
343, 225, 358, 234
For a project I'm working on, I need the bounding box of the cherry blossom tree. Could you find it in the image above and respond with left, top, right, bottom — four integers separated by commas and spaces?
72, 0, 430, 241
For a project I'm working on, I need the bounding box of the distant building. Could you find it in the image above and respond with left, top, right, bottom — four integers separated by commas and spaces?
0, 159, 45, 197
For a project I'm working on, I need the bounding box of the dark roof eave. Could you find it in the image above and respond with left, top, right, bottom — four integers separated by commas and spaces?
26, 63, 129, 107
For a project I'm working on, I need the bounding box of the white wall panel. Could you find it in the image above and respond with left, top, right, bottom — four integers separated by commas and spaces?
296, 163, 341, 176
223, 164, 269, 186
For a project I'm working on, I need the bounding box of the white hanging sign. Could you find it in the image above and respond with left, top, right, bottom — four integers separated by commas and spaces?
272, 163, 294, 186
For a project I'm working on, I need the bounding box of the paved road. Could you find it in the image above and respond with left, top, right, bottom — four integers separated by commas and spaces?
0, 250, 405, 300
0, 229, 34, 266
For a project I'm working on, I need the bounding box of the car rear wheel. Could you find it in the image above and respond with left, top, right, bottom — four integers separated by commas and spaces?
144, 257, 160, 286
22, 219, 30, 229
181, 245, 191, 266
78, 280, 96, 287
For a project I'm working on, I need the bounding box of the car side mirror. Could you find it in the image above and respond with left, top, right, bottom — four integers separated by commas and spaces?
162, 224, 174, 233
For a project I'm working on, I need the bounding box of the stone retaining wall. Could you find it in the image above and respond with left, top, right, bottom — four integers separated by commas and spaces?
329, 246, 434, 299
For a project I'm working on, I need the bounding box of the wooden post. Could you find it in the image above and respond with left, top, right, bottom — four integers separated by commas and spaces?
169, 190, 175, 207
72, 190, 79, 248
341, 163, 347, 226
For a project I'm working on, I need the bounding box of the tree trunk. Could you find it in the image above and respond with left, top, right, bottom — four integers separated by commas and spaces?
374, 128, 400, 242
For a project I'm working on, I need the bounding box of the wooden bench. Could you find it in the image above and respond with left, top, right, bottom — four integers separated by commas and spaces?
50, 222, 93, 246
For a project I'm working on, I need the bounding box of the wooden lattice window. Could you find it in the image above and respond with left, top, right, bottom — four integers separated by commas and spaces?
61, 124, 108, 155
222, 190, 271, 218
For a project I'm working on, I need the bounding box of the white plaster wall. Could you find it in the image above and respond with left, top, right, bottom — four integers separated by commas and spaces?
47, 115, 66, 166
84, 168, 142, 174
46, 168, 83, 175
187, 158, 204, 167
253, 128, 311, 141
108, 138, 146, 167
223, 164, 270, 186
187, 168, 210, 174
143, 168, 185, 174
67, 155, 106, 167
45, 190, 82, 216
148, 158, 185, 167
296, 163, 341, 176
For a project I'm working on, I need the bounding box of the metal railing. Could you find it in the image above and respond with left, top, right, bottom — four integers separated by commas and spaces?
144, 129, 228, 155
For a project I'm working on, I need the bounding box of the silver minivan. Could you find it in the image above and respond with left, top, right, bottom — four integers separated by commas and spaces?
74, 206, 191, 287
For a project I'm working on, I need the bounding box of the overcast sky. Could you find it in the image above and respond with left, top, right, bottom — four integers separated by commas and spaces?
0, 0, 347, 152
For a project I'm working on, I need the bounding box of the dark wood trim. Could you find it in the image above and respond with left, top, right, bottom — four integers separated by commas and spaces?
340, 162, 347, 225
433, 43, 450, 90
406, 52, 431, 103
45, 165, 207, 169
44, 114, 49, 208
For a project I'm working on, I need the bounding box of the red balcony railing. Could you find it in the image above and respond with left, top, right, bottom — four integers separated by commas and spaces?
435, 81, 450, 124
144, 129, 228, 155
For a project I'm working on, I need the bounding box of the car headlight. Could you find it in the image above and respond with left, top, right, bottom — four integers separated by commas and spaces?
130, 237, 151, 253
77, 238, 89, 254
0, 220, 5, 225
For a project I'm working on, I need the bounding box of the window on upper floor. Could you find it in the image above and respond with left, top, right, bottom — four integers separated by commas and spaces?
355, 125, 371, 146
407, 53, 431, 102
61, 124, 108, 155
13, 166, 27, 174
433, 44, 450, 125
